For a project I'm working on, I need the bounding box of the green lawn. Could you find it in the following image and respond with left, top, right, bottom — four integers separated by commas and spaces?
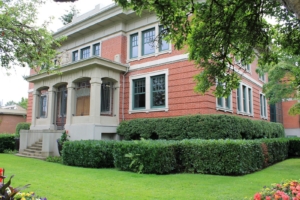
1, 154, 300, 200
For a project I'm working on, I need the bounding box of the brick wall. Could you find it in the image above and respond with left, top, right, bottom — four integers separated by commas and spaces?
282, 100, 300, 129
101, 35, 127, 64
0, 114, 26, 134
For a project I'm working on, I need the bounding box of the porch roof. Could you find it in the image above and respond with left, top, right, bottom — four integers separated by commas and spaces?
25, 56, 129, 83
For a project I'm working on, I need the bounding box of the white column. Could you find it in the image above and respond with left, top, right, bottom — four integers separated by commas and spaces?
66, 82, 76, 126
30, 90, 40, 129
47, 87, 57, 130
90, 77, 102, 123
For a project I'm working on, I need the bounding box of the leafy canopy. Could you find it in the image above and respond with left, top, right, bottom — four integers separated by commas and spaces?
59, 5, 79, 25
0, 0, 66, 73
114, 0, 299, 98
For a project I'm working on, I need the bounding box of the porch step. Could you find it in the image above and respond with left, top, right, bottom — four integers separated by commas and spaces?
16, 140, 46, 160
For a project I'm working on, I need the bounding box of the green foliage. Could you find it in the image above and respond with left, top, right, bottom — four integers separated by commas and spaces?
3, 149, 18, 154
114, 0, 300, 97
62, 140, 115, 168
177, 139, 264, 175
59, 5, 79, 25
287, 137, 300, 157
260, 138, 289, 166
117, 115, 285, 140
0, 0, 66, 72
0, 134, 15, 153
5, 100, 17, 106
18, 97, 28, 109
113, 140, 177, 174
45, 156, 63, 164
15, 122, 31, 138
57, 130, 70, 145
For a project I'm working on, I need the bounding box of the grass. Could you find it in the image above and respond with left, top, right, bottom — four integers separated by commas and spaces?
1, 154, 300, 200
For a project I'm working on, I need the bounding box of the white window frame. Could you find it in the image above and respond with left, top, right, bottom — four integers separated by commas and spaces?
70, 41, 101, 62
235, 57, 251, 73
236, 83, 253, 117
259, 74, 265, 82
127, 23, 172, 62
260, 93, 268, 119
129, 69, 169, 113
216, 93, 233, 112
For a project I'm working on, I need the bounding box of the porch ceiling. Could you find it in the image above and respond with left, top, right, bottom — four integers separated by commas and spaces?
25, 56, 128, 83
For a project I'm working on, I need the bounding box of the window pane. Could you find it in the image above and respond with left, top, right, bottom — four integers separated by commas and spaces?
142, 28, 155, 55
237, 86, 241, 111
263, 96, 266, 117
93, 43, 100, 56
133, 78, 145, 109
101, 82, 111, 112
225, 95, 231, 109
81, 47, 90, 59
151, 75, 165, 107
159, 26, 169, 51
130, 34, 138, 58
248, 88, 252, 114
76, 81, 90, 116
242, 85, 247, 112
40, 95, 47, 117
217, 98, 223, 107
72, 51, 78, 62
260, 94, 263, 116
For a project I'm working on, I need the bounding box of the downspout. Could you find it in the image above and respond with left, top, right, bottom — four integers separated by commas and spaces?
122, 66, 129, 121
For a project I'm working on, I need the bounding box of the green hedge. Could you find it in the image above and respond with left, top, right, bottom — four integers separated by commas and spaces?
62, 140, 115, 168
177, 139, 264, 175
287, 137, 300, 157
117, 115, 285, 140
113, 140, 177, 174
15, 122, 31, 138
0, 134, 15, 153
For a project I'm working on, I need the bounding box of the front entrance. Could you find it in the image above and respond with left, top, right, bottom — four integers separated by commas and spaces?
55, 86, 67, 130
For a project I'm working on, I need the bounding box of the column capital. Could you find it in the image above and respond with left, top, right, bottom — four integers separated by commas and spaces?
67, 82, 76, 89
90, 77, 102, 84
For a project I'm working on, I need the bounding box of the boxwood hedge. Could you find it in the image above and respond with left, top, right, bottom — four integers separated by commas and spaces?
117, 115, 284, 140
0, 134, 15, 153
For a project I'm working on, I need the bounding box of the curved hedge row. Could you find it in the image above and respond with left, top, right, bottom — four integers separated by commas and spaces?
117, 115, 285, 140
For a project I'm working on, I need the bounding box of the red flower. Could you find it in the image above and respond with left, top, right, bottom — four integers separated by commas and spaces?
254, 193, 261, 200
296, 185, 300, 191
266, 196, 271, 200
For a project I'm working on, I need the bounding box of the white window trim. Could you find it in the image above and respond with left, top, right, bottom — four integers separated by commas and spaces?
260, 92, 268, 120
234, 57, 251, 73
216, 93, 233, 113
236, 83, 254, 117
259, 74, 266, 83
129, 69, 169, 114
70, 41, 101, 63
127, 23, 172, 62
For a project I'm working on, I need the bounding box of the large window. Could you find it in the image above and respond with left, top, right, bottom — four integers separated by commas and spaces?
260, 93, 267, 119
236, 83, 253, 116
101, 81, 112, 113
93, 43, 100, 56
81, 47, 90, 59
217, 95, 232, 111
130, 33, 138, 59
133, 78, 146, 109
159, 26, 169, 52
142, 28, 155, 55
235, 58, 250, 72
76, 81, 90, 116
39, 93, 48, 118
151, 75, 165, 108
130, 70, 168, 113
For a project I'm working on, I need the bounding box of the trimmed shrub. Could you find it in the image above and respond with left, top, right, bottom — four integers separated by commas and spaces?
260, 138, 289, 166
117, 115, 285, 140
177, 139, 264, 175
15, 122, 31, 138
288, 137, 300, 157
62, 140, 115, 168
113, 140, 177, 174
0, 134, 15, 153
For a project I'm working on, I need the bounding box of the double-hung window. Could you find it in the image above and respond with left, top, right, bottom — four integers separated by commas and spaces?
130, 33, 138, 59
93, 43, 100, 56
151, 75, 165, 108
236, 83, 253, 116
40, 94, 48, 118
260, 93, 267, 119
159, 26, 169, 52
216, 83, 232, 111
130, 70, 168, 113
72, 51, 78, 62
81, 47, 90, 59
133, 78, 146, 109
142, 28, 155, 56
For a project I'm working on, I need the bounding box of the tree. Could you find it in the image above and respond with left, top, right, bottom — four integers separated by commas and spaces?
0, 0, 65, 73
5, 100, 17, 106
59, 5, 79, 25
18, 97, 28, 109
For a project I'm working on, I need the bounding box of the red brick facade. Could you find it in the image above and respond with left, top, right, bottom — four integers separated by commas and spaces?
0, 114, 26, 134
282, 100, 300, 129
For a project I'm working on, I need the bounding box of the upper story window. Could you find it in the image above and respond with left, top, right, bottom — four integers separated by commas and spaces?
260, 93, 267, 119
235, 58, 250, 72
259, 74, 265, 82
159, 26, 169, 52
237, 83, 253, 116
93, 43, 100, 56
130, 33, 138, 59
72, 50, 78, 62
142, 28, 155, 56
81, 47, 90, 59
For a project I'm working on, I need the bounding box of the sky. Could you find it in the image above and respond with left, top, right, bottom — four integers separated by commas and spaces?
0, 0, 114, 106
